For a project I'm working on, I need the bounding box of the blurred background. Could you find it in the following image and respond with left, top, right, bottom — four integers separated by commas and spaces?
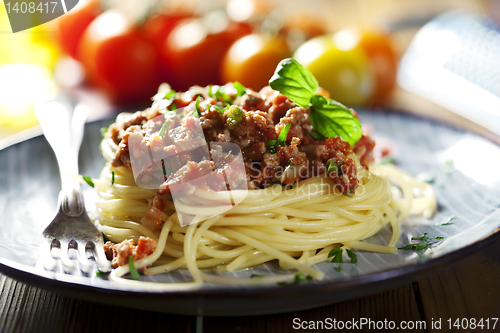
0, 0, 498, 144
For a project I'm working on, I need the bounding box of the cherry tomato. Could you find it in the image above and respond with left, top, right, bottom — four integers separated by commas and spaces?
336, 28, 398, 103
221, 34, 290, 91
161, 16, 252, 91
53, 0, 100, 59
78, 10, 161, 104
141, 12, 194, 51
141, 12, 194, 83
294, 35, 374, 106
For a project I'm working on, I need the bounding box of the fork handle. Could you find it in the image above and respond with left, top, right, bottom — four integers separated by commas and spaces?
36, 99, 89, 217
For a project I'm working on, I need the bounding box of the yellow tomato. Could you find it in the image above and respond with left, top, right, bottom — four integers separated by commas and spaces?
335, 28, 398, 104
294, 35, 374, 106
221, 34, 290, 91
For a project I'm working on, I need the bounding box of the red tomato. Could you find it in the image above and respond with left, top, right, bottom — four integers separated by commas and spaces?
141, 12, 193, 83
78, 10, 161, 104
221, 34, 290, 91
54, 0, 100, 59
160, 16, 252, 91
335, 28, 398, 103
141, 12, 194, 50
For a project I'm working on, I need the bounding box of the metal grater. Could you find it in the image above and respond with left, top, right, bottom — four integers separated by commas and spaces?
398, 10, 500, 135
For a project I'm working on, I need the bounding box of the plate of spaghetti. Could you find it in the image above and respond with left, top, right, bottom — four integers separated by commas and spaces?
0, 59, 499, 315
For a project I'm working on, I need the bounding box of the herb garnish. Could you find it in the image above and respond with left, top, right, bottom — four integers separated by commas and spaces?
417, 171, 436, 183
267, 124, 291, 153
328, 246, 343, 263
346, 249, 358, 263
277, 273, 313, 286
152, 164, 172, 177
437, 215, 455, 226
210, 104, 228, 113
398, 233, 444, 251
442, 159, 454, 174
209, 85, 232, 103
380, 157, 395, 165
233, 81, 247, 97
327, 246, 357, 270
325, 159, 340, 176
128, 256, 140, 280
102, 232, 111, 243
269, 58, 362, 145
111, 170, 115, 185
250, 274, 266, 278
152, 87, 176, 102
194, 96, 202, 116
82, 176, 94, 188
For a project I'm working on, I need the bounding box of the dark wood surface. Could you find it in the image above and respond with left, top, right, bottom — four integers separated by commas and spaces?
1, 236, 498, 333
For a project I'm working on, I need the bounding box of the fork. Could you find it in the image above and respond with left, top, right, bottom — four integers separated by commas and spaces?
36, 98, 110, 274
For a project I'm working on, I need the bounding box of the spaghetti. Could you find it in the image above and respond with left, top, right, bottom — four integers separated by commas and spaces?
96, 128, 435, 288
93, 68, 436, 287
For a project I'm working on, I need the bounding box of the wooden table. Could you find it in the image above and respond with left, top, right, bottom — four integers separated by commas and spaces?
0, 235, 498, 333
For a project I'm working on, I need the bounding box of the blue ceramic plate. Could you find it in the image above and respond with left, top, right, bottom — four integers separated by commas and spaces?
1, 110, 499, 315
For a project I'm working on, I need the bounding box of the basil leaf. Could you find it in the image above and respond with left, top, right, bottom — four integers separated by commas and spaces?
269, 58, 318, 108
128, 256, 140, 280
309, 95, 362, 146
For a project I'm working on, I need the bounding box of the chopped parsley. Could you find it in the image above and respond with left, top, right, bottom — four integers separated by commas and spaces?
209, 85, 232, 103
152, 164, 172, 177
328, 246, 343, 263
233, 81, 247, 97
152, 87, 176, 102
437, 215, 455, 226
250, 274, 266, 278
325, 159, 340, 176
101, 232, 111, 243
380, 157, 395, 165
346, 249, 357, 264
417, 171, 436, 183
398, 233, 444, 251
442, 159, 454, 174
111, 170, 115, 185
327, 246, 357, 270
82, 176, 94, 188
277, 273, 313, 286
210, 104, 227, 113
194, 96, 202, 116
159, 121, 168, 138
267, 123, 291, 153
128, 256, 141, 280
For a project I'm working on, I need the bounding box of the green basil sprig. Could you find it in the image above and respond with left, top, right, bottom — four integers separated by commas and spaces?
269, 58, 362, 146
